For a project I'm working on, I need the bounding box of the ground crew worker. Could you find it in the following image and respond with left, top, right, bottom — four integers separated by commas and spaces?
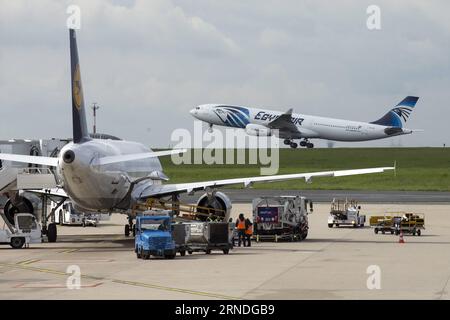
245, 218, 253, 247
235, 213, 246, 247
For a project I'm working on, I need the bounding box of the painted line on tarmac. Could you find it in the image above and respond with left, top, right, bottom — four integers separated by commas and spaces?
111, 279, 241, 300
14, 282, 103, 289
17, 259, 40, 266
58, 249, 80, 254
0, 262, 241, 300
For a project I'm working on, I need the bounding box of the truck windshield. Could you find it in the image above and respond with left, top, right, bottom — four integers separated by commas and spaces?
68, 203, 82, 216
140, 219, 169, 231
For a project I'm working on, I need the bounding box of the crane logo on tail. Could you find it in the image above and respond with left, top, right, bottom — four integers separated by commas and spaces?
73, 64, 83, 110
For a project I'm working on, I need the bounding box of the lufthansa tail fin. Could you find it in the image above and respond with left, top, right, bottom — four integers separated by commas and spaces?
371, 96, 419, 128
69, 29, 90, 143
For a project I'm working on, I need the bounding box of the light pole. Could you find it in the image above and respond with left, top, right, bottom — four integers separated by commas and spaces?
91, 102, 100, 134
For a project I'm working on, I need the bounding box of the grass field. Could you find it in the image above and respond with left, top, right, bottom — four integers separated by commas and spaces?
159, 148, 450, 191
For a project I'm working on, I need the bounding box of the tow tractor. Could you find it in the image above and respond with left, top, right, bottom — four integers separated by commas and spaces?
252, 195, 312, 242
328, 198, 365, 228
0, 211, 42, 248
135, 212, 176, 260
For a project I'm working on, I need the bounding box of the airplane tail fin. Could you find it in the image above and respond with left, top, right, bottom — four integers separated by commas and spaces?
69, 29, 90, 143
371, 96, 419, 128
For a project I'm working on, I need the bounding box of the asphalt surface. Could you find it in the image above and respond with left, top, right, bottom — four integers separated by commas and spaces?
2, 203, 450, 300
181, 189, 450, 203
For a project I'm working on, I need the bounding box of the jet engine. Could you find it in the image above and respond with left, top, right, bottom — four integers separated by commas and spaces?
3, 192, 42, 225
245, 124, 272, 136
196, 191, 232, 221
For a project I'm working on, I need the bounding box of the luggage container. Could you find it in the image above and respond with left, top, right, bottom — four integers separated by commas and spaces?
182, 221, 233, 255
370, 212, 425, 236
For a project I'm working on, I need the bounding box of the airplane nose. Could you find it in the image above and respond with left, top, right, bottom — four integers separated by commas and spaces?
190, 108, 198, 116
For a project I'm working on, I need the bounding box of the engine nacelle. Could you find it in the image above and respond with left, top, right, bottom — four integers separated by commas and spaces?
3, 191, 42, 225
245, 124, 272, 136
196, 191, 232, 221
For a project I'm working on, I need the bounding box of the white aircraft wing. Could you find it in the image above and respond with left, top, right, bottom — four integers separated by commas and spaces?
0, 153, 58, 166
26, 187, 68, 199
267, 108, 300, 134
0, 149, 187, 167
137, 166, 395, 199
92, 149, 187, 165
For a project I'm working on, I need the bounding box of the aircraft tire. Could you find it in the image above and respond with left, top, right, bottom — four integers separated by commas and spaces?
47, 223, 57, 242
10, 237, 25, 249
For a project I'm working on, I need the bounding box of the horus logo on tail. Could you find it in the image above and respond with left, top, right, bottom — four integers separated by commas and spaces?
392, 107, 412, 122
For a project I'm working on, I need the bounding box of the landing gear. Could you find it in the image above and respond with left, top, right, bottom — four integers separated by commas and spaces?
285, 139, 313, 148
47, 223, 57, 243
208, 123, 213, 133
284, 139, 298, 148
300, 139, 314, 148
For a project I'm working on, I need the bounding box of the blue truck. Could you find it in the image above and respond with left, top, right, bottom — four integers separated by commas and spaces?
135, 215, 176, 260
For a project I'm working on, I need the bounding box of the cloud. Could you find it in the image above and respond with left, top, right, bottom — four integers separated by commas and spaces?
0, 0, 449, 147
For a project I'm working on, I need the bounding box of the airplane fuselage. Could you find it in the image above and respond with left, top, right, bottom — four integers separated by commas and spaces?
57, 139, 163, 211
191, 104, 412, 142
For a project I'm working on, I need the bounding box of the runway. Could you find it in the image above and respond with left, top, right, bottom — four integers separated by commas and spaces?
181, 189, 450, 203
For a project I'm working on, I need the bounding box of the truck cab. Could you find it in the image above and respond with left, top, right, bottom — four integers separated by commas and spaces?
134, 215, 176, 260
0, 213, 42, 248
52, 201, 83, 226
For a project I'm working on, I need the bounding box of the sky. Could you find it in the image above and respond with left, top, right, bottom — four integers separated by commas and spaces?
0, 0, 449, 148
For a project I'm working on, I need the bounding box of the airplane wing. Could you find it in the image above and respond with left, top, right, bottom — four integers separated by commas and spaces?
136, 166, 395, 199
267, 108, 301, 135
0, 149, 187, 167
92, 149, 187, 165
27, 187, 68, 199
0, 154, 58, 166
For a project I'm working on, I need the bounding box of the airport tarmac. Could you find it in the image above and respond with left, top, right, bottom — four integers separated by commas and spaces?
182, 189, 450, 203
1, 203, 450, 300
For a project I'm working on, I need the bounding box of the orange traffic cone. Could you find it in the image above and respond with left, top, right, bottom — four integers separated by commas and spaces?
398, 230, 405, 243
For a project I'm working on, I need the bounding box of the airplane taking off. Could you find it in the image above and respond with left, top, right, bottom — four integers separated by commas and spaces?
0, 29, 394, 242
190, 97, 420, 148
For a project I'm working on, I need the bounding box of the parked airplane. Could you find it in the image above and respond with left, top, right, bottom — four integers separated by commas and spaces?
0, 29, 394, 242
190, 97, 420, 148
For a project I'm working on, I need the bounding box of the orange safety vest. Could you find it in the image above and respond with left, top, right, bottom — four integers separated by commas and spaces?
237, 219, 246, 230
245, 225, 253, 235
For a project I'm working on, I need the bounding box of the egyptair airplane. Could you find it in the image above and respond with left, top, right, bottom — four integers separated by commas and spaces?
0, 29, 394, 242
190, 96, 421, 148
